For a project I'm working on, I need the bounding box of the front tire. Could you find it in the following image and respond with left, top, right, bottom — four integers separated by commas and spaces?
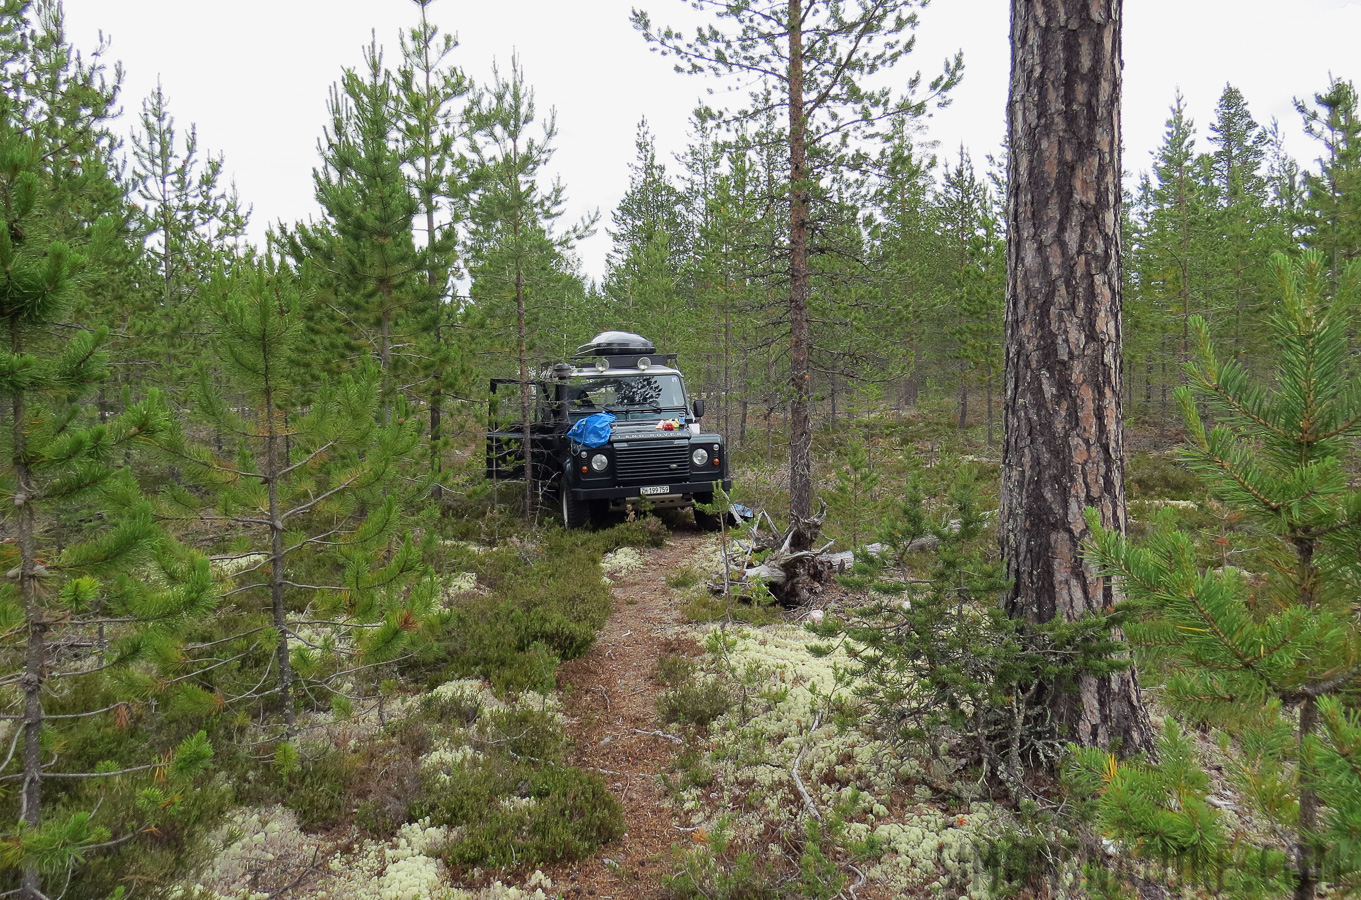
692, 492, 722, 532
560, 481, 591, 528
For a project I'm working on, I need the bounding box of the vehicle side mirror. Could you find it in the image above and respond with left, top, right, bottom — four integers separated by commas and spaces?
692, 398, 705, 420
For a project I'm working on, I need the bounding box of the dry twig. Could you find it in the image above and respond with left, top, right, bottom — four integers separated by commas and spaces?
791, 710, 824, 824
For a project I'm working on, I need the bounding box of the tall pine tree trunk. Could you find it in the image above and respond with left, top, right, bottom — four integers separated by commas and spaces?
1001, 0, 1153, 754
739, 341, 750, 447
1294, 537, 1323, 900
985, 370, 995, 446
430, 317, 444, 500
14, 320, 43, 900
515, 243, 534, 516
428, 203, 444, 502
378, 280, 393, 426
1159, 333, 1169, 426
904, 341, 921, 410
787, 0, 815, 549
508, 134, 536, 518
1143, 351, 1153, 414
263, 378, 297, 736
1296, 694, 1320, 900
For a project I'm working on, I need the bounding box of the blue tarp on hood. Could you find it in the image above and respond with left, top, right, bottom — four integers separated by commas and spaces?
566, 411, 616, 448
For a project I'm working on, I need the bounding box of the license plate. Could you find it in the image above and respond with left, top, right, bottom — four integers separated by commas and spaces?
640, 485, 670, 496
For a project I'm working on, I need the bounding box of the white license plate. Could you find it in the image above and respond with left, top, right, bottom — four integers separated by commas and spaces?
639, 485, 671, 496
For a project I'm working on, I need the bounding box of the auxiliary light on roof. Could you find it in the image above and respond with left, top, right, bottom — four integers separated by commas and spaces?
637, 357, 651, 370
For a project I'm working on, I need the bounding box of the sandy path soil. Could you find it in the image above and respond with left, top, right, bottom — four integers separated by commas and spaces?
545, 530, 710, 900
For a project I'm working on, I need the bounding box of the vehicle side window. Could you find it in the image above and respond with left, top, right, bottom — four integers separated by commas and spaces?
529, 384, 555, 425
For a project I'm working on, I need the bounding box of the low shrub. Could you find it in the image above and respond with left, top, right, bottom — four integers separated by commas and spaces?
277, 748, 359, 831
657, 652, 697, 686
436, 529, 615, 689
415, 759, 624, 870
1126, 451, 1204, 500
666, 567, 701, 590
662, 817, 781, 900
595, 516, 669, 550
681, 586, 781, 626
476, 706, 566, 763
658, 677, 732, 733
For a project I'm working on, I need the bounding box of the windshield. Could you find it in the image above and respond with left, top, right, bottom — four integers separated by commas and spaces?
567, 374, 687, 420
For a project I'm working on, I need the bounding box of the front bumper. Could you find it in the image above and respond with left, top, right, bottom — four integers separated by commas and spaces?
570, 478, 733, 503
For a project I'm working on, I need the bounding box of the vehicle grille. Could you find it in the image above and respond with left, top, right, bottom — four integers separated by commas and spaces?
615, 440, 691, 486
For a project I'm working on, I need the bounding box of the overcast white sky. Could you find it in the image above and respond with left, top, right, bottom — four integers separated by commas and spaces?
62, 0, 1361, 285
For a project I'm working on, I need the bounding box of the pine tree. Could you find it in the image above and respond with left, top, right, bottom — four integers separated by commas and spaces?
827, 434, 879, 549
285, 37, 427, 416
2, 0, 145, 421
151, 260, 432, 737
604, 118, 690, 322
1206, 84, 1279, 356
682, 129, 770, 448
1001, 0, 1154, 755
396, 0, 473, 496
959, 204, 1005, 445
1265, 118, 1304, 227
0, 95, 215, 900
1123, 173, 1159, 417
807, 175, 888, 426
1295, 78, 1361, 286
1137, 92, 1219, 377
831, 467, 1128, 800
467, 54, 595, 516
1209, 84, 1269, 207
633, 0, 962, 548
936, 151, 995, 432
130, 79, 250, 398
1084, 252, 1361, 900
869, 121, 941, 412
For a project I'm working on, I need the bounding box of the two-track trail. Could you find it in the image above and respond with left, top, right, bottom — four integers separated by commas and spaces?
546, 530, 711, 900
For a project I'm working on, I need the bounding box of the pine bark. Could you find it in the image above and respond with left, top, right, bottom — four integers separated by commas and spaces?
428, 200, 444, 502
787, 0, 815, 549
1000, 0, 1153, 753
14, 319, 43, 899
263, 367, 297, 736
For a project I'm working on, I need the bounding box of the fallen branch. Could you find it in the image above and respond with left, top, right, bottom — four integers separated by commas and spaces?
791, 710, 824, 824
845, 863, 866, 900
633, 728, 684, 744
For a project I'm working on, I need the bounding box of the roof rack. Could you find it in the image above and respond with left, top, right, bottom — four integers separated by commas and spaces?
575, 353, 678, 371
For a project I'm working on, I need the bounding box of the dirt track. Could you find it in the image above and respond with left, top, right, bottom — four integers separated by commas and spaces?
546, 530, 710, 899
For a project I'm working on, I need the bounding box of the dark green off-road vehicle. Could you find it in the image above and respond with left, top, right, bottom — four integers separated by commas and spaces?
486, 332, 732, 528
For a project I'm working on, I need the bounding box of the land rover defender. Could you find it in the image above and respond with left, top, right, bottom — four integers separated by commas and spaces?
486, 331, 732, 528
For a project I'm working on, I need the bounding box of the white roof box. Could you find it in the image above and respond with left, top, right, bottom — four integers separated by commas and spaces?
575, 331, 656, 357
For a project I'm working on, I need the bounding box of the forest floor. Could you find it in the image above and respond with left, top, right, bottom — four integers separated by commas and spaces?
544, 530, 709, 900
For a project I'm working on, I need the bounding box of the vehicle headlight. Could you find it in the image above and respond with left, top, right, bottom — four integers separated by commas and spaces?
590, 453, 609, 472
691, 448, 709, 467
